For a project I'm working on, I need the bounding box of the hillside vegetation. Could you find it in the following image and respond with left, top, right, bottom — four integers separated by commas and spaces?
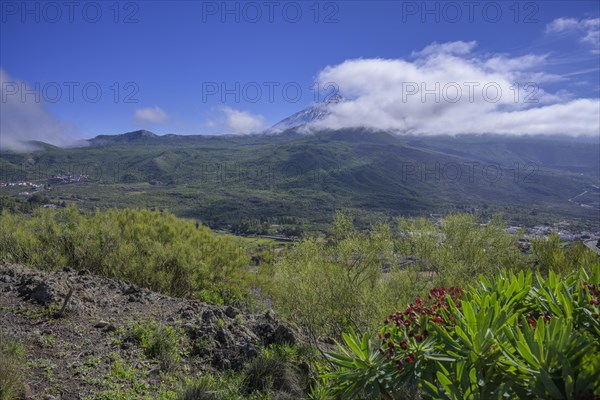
0, 207, 252, 305
0, 207, 598, 399
2, 130, 598, 231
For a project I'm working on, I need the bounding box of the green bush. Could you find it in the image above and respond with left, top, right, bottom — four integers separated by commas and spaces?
270, 212, 404, 340
322, 265, 600, 399
532, 233, 598, 275
177, 345, 311, 400
396, 214, 524, 287
270, 212, 529, 342
241, 347, 305, 398
0, 206, 250, 305
177, 375, 224, 400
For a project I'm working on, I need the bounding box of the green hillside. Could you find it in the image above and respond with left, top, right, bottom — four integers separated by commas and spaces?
1, 129, 598, 231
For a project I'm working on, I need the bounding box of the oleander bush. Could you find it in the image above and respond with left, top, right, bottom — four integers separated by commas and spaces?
320, 266, 600, 399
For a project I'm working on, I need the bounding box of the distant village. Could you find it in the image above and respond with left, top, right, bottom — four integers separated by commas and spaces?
505, 225, 600, 242
0, 174, 88, 195
504, 224, 600, 256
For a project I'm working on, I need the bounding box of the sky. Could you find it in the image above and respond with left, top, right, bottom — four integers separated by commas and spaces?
1, 0, 599, 149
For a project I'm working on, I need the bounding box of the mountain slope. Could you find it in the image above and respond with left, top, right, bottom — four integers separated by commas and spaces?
1, 129, 598, 229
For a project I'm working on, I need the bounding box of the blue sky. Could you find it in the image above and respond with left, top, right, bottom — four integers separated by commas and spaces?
1, 1, 599, 146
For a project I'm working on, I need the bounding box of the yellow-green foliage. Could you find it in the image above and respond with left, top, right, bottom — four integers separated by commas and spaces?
130, 321, 186, 372
0, 206, 249, 301
532, 232, 598, 275
270, 212, 598, 341
0, 335, 25, 400
271, 213, 420, 339
396, 213, 524, 286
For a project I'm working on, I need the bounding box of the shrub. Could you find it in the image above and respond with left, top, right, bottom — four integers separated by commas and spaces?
242, 346, 306, 399
396, 214, 524, 287
270, 212, 529, 342
270, 213, 401, 340
130, 321, 186, 372
532, 233, 598, 275
323, 265, 600, 399
177, 370, 296, 400
0, 206, 250, 305
177, 375, 224, 400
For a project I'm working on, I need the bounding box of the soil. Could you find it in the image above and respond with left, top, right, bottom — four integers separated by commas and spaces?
0, 262, 299, 399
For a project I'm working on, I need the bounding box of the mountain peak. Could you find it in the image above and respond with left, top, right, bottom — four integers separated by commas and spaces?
270, 97, 347, 132
88, 130, 158, 146
123, 130, 158, 138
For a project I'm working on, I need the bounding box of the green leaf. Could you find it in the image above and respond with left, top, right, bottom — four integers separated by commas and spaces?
539, 369, 564, 399
437, 370, 455, 393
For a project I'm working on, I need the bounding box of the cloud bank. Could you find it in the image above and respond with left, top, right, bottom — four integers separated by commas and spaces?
0, 68, 79, 152
306, 41, 599, 136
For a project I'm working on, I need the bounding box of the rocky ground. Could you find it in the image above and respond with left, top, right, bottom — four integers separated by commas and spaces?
0, 262, 300, 399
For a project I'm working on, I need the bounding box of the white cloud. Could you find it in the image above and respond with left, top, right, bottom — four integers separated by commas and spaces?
305, 41, 599, 136
582, 28, 600, 48
546, 18, 584, 33
134, 106, 169, 124
0, 68, 79, 152
222, 107, 266, 134
412, 40, 477, 57
133, 106, 169, 124
546, 17, 600, 53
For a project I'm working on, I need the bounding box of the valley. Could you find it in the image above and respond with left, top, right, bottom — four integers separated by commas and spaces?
2, 129, 599, 233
